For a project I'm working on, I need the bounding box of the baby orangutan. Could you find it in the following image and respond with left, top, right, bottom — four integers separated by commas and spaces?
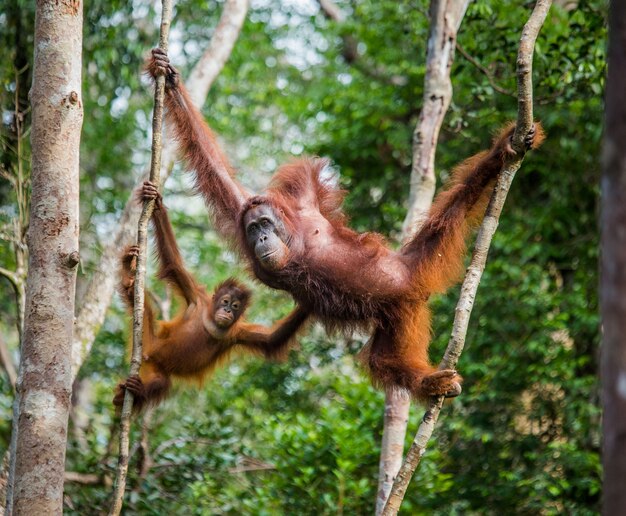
113, 182, 309, 411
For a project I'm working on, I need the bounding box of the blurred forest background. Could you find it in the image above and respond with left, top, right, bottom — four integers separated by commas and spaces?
0, 0, 603, 514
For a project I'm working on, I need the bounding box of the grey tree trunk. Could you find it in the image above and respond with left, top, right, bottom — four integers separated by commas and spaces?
400, 0, 472, 236
601, 2, 626, 514
7, 1, 83, 514
376, 2, 470, 513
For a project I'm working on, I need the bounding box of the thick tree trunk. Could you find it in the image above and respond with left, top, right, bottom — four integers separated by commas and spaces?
70, 0, 249, 381
376, 2, 470, 512
7, 1, 83, 514
601, 3, 626, 514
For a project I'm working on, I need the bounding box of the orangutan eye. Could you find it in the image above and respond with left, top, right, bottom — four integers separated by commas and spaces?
222, 298, 228, 305
232, 302, 240, 310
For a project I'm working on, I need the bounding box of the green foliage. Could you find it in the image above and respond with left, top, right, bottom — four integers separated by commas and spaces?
1, 0, 603, 514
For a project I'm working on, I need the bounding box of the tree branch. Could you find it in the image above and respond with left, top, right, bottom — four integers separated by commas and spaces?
0, 267, 18, 289
64, 471, 109, 486
382, 1, 552, 513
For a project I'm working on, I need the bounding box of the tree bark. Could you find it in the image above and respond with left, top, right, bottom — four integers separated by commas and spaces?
382, 1, 552, 514
601, 2, 626, 514
376, 2, 469, 513
8, 0, 83, 513
70, 0, 249, 381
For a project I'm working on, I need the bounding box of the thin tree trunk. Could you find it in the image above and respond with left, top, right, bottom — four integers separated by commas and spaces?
382, 1, 552, 514
601, 2, 626, 514
376, 388, 410, 514
186, 0, 250, 108
70, 0, 249, 382
401, 0, 471, 237
376, 2, 470, 512
108, 2, 172, 512
8, 0, 83, 513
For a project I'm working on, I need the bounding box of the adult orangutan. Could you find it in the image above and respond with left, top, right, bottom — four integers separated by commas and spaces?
114, 182, 309, 411
147, 48, 544, 401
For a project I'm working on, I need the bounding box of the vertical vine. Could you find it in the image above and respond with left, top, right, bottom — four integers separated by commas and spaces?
108, 1, 173, 513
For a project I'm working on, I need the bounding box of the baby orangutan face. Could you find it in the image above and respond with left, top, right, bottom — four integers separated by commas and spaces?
211, 281, 250, 329
213, 292, 243, 328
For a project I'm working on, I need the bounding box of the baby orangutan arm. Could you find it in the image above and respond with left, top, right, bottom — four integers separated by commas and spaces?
140, 180, 200, 306
236, 307, 310, 360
